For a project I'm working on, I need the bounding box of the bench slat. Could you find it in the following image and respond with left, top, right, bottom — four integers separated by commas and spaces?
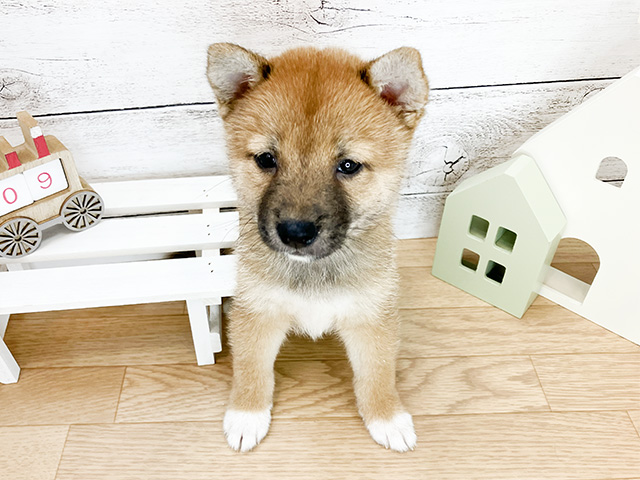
94, 176, 237, 216
0, 255, 237, 315
2, 211, 239, 264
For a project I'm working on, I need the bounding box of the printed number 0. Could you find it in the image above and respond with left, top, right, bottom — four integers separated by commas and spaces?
2, 187, 17, 204
38, 172, 52, 189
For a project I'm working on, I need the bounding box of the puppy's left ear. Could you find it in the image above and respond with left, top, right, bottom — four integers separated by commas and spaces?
364, 47, 429, 129
207, 43, 271, 118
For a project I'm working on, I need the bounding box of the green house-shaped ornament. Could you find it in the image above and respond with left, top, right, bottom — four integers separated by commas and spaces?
432, 154, 566, 317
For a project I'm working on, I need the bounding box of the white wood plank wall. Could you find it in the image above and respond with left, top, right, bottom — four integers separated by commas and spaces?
1, 0, 639, 237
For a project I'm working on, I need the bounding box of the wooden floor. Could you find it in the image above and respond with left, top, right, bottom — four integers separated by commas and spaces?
1, 238, 639, 480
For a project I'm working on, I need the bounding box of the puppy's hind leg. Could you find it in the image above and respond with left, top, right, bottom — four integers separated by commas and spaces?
338, 312, 416, 452
224, 303, 289, 452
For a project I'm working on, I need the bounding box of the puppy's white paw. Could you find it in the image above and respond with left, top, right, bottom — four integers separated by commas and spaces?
366, 412, 417, 452
223, 408, 271, 452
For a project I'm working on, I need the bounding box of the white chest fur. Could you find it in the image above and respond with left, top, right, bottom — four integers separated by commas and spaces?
257, 286, 370, 339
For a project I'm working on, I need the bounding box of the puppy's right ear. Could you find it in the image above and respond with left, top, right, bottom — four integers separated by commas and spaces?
207, 43, 271, 118
364, 47, 429, 129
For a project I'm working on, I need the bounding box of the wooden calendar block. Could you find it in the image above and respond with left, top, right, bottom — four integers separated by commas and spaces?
0, 174, 34, 217
22, 158, 69, 201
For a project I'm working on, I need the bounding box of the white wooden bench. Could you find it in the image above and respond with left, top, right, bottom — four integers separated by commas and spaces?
0, 175, 238, 384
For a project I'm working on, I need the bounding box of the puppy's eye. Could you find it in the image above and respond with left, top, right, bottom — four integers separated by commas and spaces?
254, 152, 277, 172
336, 159, 362, 176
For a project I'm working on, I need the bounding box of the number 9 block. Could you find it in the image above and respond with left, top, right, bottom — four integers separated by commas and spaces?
22, 158, 69, 201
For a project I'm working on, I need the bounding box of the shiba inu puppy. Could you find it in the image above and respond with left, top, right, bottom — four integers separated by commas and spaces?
207, 43, 428, 452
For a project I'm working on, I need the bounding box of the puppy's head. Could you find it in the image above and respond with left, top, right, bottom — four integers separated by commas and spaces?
207, 44, 428, 261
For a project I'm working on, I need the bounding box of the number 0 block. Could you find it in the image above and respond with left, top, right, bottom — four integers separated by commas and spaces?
0, 175, 34, 217
23, 158, 69, 201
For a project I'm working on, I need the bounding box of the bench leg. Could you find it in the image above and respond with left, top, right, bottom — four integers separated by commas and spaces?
0, 313, 19, 384
0, 314, 9, 338
0, 339, 19, 385
186, 300, 215, 366
209, 305, 222, 354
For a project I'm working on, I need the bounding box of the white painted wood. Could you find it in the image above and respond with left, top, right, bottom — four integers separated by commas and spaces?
538, 267, 589, 310
1, 0, 639, 116
22, 253, 169, 270
0, 255, 237, 315
209, 305, 222, 354
5, 263, 26, 271
200, 208, 222, 257
403, 80, 630, 197
0, 212, 239, 264
186, 299, 216, 366
0, 82, 621, 187
0, 80, 623, 239
0, 274, 17, 384
0, 108, 228, 182
518, 67, 640, 345
0, 339, 19, 384
0, 314, 9, 338
393, 193, 445, 239
95, 176, 237, 216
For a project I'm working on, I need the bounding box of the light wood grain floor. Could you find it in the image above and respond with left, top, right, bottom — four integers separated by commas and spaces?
1, 238, 639, 480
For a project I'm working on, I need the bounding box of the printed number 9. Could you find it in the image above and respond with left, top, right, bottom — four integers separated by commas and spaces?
38, 172, 52, 189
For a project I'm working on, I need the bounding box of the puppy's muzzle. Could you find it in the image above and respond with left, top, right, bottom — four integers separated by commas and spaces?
276, 220, 319, 249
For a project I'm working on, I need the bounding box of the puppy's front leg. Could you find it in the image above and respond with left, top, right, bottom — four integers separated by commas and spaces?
224, 302, 289, 452
338, 312, 416, 452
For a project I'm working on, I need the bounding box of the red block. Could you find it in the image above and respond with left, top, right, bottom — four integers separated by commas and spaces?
33, 135, 50, 158
5, 151, 21, 169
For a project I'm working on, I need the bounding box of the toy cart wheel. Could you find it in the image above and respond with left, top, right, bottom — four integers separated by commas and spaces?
0, 218, 42, 258
61, 190, 104, 231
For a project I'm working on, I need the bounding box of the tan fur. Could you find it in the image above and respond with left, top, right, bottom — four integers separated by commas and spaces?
207, 44, 428, 451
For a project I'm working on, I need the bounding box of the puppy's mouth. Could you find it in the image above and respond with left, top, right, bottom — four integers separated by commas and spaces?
286, 252, 314, 263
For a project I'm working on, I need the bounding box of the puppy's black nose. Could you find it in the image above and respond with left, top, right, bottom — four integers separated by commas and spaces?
276, 220, 318, 248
